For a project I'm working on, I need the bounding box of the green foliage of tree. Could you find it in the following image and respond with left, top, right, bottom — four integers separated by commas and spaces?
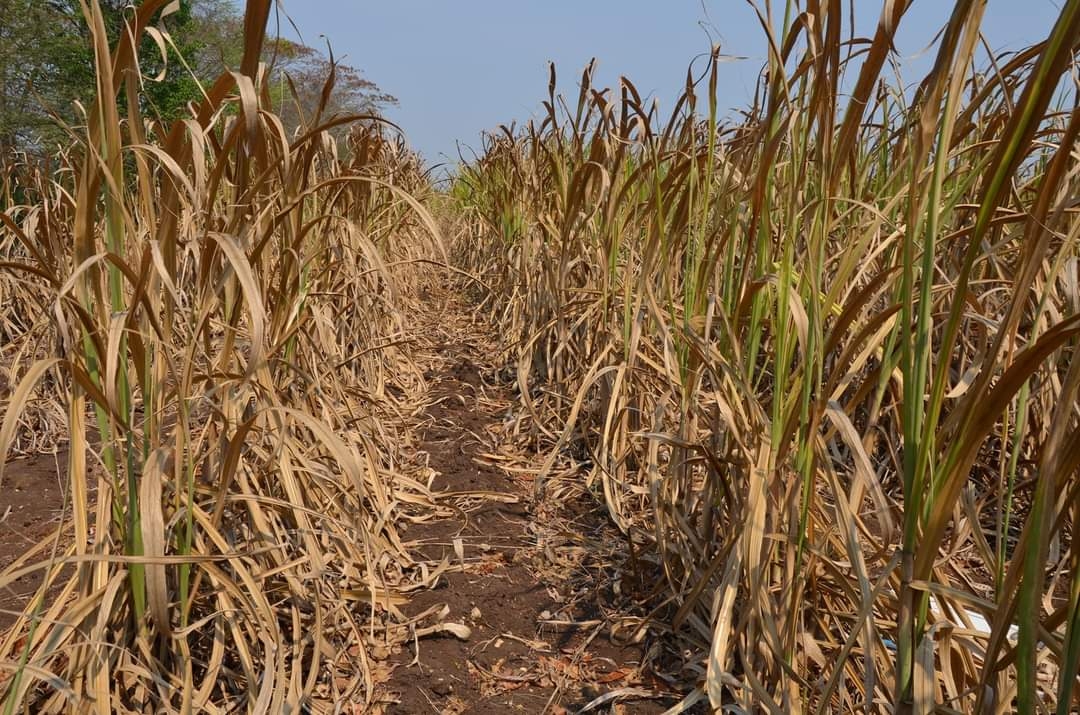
104, 0, 205, 122
0, 0, 395, 153
0, 0, 82, 151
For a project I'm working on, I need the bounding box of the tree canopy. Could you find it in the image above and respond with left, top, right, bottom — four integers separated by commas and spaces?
0, 0, 394, 153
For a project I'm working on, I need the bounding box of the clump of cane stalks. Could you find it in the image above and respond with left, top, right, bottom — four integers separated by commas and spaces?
454, 2, 1080, 711
0, 1, 439, 711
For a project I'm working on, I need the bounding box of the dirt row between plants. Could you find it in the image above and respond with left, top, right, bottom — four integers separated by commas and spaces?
373, 286, 681, 715
0, 451, 71, 631
1, 283, 690, 713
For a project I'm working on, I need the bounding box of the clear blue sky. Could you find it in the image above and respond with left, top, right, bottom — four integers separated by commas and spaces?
276, 1, 1065, 166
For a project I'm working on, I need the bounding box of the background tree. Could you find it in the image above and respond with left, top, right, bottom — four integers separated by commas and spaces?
264, 37, 397, 137
0, 0, 395, 154
0, 0, 84, 152
190, 2, 397, 136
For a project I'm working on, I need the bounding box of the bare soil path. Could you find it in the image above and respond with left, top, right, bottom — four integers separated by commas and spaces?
1, 281, 689, 713
375, 285, 677, 714
0, 451, 69, 630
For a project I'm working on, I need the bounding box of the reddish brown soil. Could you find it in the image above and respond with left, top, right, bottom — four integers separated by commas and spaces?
377, 319, 681, 713
0, 451, 67, 630
1, 293, 697, 713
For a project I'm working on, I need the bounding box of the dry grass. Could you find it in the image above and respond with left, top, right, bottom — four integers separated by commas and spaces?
452, 2, 1080, 712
